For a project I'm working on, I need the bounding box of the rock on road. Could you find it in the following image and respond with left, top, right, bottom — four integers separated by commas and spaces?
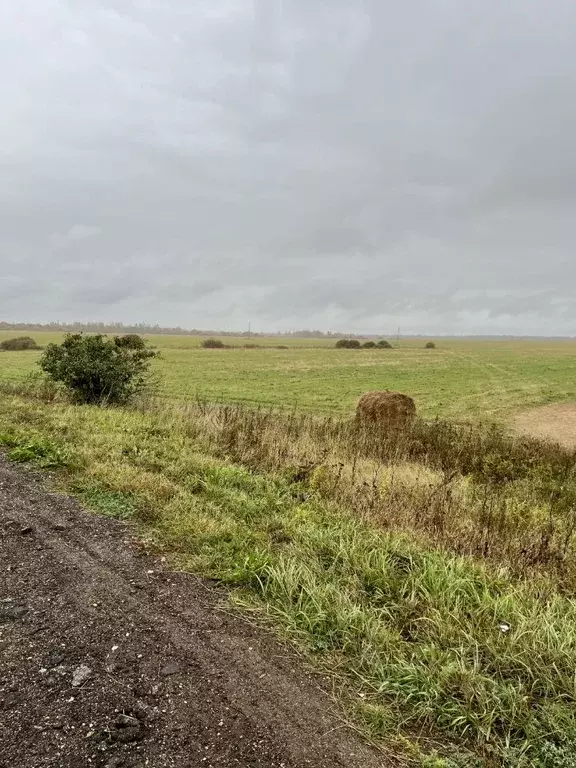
0, 456, 390, 768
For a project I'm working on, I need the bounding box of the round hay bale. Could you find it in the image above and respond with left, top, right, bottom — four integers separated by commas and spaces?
356, 391, 416, 430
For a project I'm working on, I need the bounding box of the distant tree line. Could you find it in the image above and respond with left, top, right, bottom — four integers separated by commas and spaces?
0, 321, 394, 339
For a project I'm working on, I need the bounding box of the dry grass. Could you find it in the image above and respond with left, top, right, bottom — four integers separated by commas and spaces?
167, 399, 576, 589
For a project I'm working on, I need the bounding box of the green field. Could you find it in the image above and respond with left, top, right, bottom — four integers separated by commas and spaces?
2, 331, 576, 420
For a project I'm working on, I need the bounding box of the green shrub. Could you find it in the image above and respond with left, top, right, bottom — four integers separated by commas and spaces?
425, 341, 436, 349
335, 339, 362, 349
0, 336, 39, 351
338, 338, 391, 350
201, 338, 226, 349
39, 333, 157, 405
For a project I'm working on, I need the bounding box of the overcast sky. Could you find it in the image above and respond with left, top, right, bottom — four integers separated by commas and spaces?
1, 1, 576, 335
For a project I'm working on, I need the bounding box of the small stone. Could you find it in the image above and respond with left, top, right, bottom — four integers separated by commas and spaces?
20, 526, 33, 535
0, 600, 28, 622
110, 713, 143, 744
159, 661, 181, 677
115, 713, 140, 728
105, 757, 126, 768
71, 665, 92, 687
53, 523, 68, 531
47, 650, 66, 668
132, 700, 149, 718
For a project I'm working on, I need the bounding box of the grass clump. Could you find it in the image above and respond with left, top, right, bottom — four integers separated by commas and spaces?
69, 477, 141, 520
1, 393, 576, 764
0, 430, 71, 468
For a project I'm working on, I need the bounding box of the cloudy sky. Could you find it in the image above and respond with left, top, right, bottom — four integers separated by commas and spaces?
1, 0, 576, 335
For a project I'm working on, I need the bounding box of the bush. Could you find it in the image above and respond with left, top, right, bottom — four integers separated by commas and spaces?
425, 341, 436, 349
201, 338, 225, 349
335, 339, 361, 349
39, 333, 157, 405
362, 341, 376, 349
376, 340, 392, 349
0, 336, 39, 351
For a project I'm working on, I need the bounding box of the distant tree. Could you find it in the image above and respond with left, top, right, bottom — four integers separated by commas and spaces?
39, 333, 157, 405
362, 341, 376, 348
336, 339, 362, 349
115, 333, 149, 350
376, 340, 393, 349
0, 336, 39, 351
425, 341, 436, 349
201, 338, 226, 349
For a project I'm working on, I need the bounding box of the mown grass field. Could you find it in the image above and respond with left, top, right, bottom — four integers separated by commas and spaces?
2, 331, 576, 420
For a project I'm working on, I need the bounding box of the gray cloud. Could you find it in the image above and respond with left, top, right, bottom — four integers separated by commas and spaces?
1, 0, 576, 334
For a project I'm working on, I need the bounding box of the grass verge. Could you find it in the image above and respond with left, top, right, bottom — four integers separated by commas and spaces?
1, 392, 576, 766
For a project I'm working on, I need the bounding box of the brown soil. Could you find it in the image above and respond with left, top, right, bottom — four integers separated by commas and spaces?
514, 403, 576, 448
0, 456, 389, 768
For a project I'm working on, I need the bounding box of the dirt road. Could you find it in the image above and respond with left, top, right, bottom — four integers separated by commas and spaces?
0, 456, 388, 768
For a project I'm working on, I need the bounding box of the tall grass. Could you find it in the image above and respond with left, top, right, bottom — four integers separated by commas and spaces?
2, 386, 576, 765
175, 401, 576, 589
